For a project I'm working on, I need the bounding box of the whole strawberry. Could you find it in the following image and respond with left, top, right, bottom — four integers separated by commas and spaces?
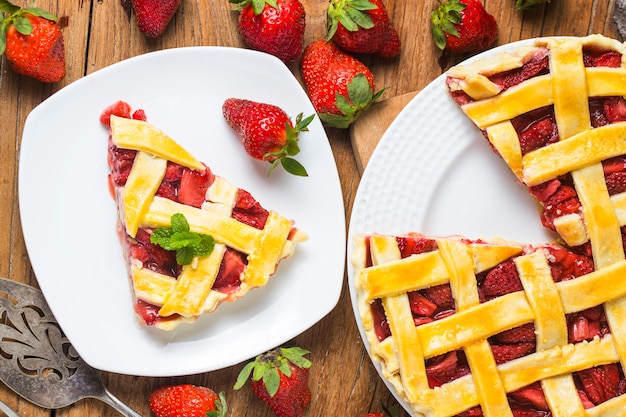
230, 0, 306, 63
326, 0, 400, 58
235, 346, 312, 417
131, 0, 182, 38
515, 0, 550, 9
301, 40, 385, 129
0, 0, 65, 83
148, 384, 227, 417
430, 0, 498, 54
222, 98, 314, 176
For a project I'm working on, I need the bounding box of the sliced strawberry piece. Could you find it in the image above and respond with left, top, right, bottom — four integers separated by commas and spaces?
408, 291, 438, 316
178, 166, 214, 208
489, 53, 549, 92
213, 249, 246, 294
603, 97, 626, 123
493, 323, 536, 344
544, 246, 594, 281
100, 100, 132, 126
605, 171, 626, 195
509, 382, 549, 411
518, 115, 559, 155
583, 50, 622, 68
491, 343, 535, 364
396, 236, 438, 258
481, 260, 523, 297
577, 366, 619, 405
232, 189, 270, 229
371, 299, 390, 342
603, 156, 626, 175
426, 352, 458, 382
423, 284, 454, 309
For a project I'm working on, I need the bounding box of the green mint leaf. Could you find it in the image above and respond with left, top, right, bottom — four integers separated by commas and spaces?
176, 246, 195, 266
149, 214, 215, 265
170, 213, 190, 233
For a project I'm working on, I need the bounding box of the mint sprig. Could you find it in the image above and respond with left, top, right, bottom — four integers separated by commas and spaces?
150, 213, 215, 265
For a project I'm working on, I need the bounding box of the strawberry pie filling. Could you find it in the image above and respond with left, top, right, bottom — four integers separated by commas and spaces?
364, 235, 626, 416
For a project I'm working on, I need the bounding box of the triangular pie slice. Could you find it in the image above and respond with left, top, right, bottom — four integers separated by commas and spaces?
446, 34, 626, 268
351, 232, 626, 417
100, 101, 307, 330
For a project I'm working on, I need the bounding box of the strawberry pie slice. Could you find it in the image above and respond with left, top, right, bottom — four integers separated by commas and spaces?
100, 101, 307, 330
352, 233, 626, 417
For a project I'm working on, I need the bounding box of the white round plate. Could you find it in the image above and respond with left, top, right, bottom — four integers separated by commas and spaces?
347, 40, 555, 414
19, 47, 345, 377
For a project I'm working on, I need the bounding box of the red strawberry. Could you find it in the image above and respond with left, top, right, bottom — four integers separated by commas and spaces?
300, 40, 385, 129
231, 0, 306, 63
131, 0, 182, 38
430, 0, 498, 54
222, 98, 314, 176
490, 342, 535, 364
326, 0, 400, 58
493, 323, 536, 344
0, 1, 65, 83
481, 259, 523, 297
148, 384, 227, 417
234, 346, 312, 417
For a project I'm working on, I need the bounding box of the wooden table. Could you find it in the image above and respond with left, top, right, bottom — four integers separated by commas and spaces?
0, 0, 621, 416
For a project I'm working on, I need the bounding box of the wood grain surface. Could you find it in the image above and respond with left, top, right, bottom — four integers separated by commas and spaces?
0, 1, 621, 416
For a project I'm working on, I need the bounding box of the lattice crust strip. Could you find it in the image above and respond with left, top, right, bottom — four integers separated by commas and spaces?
351, 234, 626, 417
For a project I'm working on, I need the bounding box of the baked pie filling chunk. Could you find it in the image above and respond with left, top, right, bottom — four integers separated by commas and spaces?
352, 35, 626, 417
100, 102, 307, 330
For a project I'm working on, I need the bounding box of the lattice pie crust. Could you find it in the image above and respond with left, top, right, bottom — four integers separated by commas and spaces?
352, 35, 626, 416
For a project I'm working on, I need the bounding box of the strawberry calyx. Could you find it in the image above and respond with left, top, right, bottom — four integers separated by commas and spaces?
234, 346, 312, 397
515, 0, 550, 10
265, 112, 314, 177
326, 0, 378, 41
430, 0, 466, 51
229, 0, 277, 15
0, 0, 57, 55
321, 72, 386, 129
207, 391, 228, 417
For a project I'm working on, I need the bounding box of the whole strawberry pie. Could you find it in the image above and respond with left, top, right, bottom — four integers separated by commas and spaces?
351, 34, 626, 417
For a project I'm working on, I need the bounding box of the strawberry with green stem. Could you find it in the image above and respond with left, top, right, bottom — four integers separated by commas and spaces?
326, 0, 401, 58
149, 384, 227, 417
222, 98, 314, 177
301, 40, 385, 129
235, 346, 312, 417
0, 0, 65, 83
230, 0, 306, 63
430, 0, 498, 54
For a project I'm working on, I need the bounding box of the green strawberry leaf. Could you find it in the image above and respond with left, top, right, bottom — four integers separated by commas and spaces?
280, 347, 312, 368
206, 392, 228, 417
150, 213, 215, 265
12, 14, 32, 35
280, 158, 308, 177
234, 362, 256, 390
0, 22, 7, 55
22, 7, 58, 21
0, 0, 19, 15
263, 366, 280, 397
